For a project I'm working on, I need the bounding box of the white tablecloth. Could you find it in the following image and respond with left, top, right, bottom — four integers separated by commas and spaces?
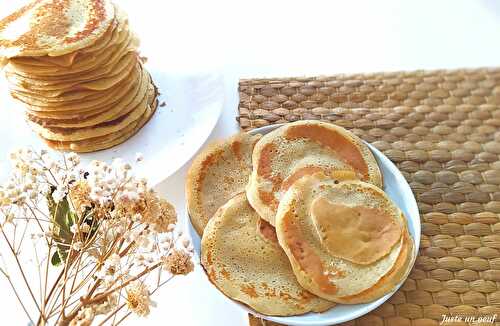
1, 0, 500, 325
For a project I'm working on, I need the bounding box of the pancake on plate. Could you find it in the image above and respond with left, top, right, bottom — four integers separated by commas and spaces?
201, 193, 334, 316
25, 63, 148, 128
274, 172, 414, 304
43, 84, 158, 153
0, 0, 115, 58
246, 120, 383, 225
186, 132, 261, 235
0, 0, 158, 152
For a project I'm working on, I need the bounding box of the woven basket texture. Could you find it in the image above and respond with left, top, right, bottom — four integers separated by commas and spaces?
238, 68, 500, 326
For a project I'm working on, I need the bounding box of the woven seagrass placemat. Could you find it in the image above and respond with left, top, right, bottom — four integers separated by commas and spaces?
238, 68, 500, 326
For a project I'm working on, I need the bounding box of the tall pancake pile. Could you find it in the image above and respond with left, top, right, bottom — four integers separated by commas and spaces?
0, 0, 158, 152
188, 120, 416, 317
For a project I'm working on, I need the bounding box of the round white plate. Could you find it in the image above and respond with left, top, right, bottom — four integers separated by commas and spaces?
0, 67, 224, 186
188, 123, 421, 326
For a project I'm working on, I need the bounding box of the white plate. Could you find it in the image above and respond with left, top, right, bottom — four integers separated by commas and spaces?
0, 67, 224, 186
188, 123, 421, 326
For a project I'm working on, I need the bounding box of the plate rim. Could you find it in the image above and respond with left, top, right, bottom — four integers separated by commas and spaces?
142, 72, 225, 186
188, 122, 421, 326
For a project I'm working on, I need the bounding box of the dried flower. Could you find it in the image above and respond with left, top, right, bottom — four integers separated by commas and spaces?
80, 223, 90, 233
66, 152, 80, 166
69, 180, 91, 213
162, 249, 194, 275
126, 281, 155, 317
0, 149, 192, 325
72, 242, 83, 252
69, 307, 94, 326
52, 187, 66, 203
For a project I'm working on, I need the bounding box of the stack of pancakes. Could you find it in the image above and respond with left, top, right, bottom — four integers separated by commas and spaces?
0, 0, 158, 152
187, 120, 415, 316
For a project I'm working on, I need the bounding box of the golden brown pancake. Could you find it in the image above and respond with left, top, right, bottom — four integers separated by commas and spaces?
1, 2, 158, 153
42, 82, 158, 152
6, 52, 136, 93
29, 74, 152, 141
246, 120, 383, 225
274, 173, 413, 304
23, 72, 140, 119
0, 0, 115, 58
201, 193, 334, 316
16, 62, 141, 112
7, 4, 126, 68
4, 50, 136, 87
8, 51, 136, 98
186, 132, 261, 236
5, 28, 138, 78
4, 8, 131, 86
26, 65, 149, 128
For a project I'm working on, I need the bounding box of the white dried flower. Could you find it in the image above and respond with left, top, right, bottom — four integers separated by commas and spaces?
40, 183, 51, 195
126, 281, 154, 317
104, 253, 121, 270
72, 242, 83, 251
0, 147, 192, 325
66, 152, 80, 166
181, 237, 191, 248
80, 223, 90, 233
52, 188, 66, 203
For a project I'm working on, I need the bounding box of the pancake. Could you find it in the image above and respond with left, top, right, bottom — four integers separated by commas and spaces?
79, 7, 124, 54
274, 173, 413, 303
1, 1, 158, 153
201, 193, 335, 316
0, 0, 115, 58
27, 65, 149, 128
4, 50, 136, 87
186, 132, 261, 236
7, 52, 137, 92
11, 83, 109, 102
23, 70, 140, 119
8, 51, 136, 98
5, 15, 135, 77
246, 120, 383, 225
3, 9, 131, 86
42, 81, 158, 152
7, 4, 126, 68
8, 51, 136, 102
11, 61, 141, 112
29, 74, 152, 141
5, 28, 138, 78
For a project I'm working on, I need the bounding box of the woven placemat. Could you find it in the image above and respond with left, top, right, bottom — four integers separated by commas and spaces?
238, 68, 500, 326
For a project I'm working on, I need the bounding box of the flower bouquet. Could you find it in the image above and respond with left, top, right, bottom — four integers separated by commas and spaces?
0, 149, 193, 325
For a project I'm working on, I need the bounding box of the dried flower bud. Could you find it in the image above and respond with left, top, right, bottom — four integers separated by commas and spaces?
72, 242, 83, 252
80, 223, 91, 233
181, 237, 190, 248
